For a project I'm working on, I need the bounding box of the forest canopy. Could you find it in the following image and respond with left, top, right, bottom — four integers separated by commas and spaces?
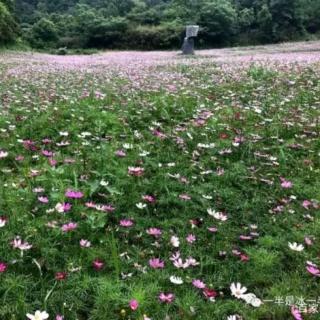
3, 0, 320, 49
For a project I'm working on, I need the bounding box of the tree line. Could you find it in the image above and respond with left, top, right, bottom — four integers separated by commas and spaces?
1, 0, 320, 50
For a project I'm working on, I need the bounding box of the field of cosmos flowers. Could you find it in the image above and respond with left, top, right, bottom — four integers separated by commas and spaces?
0, 41, 320, 320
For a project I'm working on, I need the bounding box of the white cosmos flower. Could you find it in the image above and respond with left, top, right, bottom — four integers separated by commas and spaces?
242, 293, 262, 307
0, 151, 8, 158
59, 131, 69, 136
170, 276, 183, 285
197, 143, 215, 149
227, 316, 241, 320
0, 217, 7, 227
100, 180, 109, 186
288, 242, 304, 252
123, 143, 133, 149
139, 150, 150, 157
136, 202, 147, 209
207, 208, 228, 221
26, 310, 49, 320
170, 236, 180, 248
230, 282, 247, 299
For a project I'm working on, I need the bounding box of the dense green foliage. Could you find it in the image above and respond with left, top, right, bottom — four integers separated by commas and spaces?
2, 1, 320, 53
0, 0, 19, 44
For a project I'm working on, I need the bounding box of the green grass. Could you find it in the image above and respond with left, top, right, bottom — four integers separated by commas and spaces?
0, 53, 319, 320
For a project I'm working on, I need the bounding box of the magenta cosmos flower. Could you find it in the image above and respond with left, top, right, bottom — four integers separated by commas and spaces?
65, 189, 84, 199
129, 299, 139, 311
55, 272, 68, 281
149, 258, 165, 269
92, 259, 104, 270
0, 262, 8, 273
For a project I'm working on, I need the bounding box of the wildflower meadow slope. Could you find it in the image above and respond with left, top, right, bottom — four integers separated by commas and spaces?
0, 42, 320, 320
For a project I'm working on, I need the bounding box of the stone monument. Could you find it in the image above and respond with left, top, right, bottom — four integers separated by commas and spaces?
182, 25, 199, 55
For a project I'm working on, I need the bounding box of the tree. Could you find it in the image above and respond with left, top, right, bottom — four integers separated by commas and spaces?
199, 1, 238, 46
269, 0, 305, 41
29, 17, 58, 48
257, 4, 273, 42
0, 1, 19, 44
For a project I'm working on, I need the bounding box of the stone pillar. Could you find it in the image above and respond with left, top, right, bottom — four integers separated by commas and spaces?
182, 25, 199, 55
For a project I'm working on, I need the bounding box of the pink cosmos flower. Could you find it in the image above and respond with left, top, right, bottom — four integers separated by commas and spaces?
304, 237, 313, 246
149, 258, 165, 269
11, 237, 32, 251
15, 155, 24, 161
92, 259, 104, 270
186, 234, 196, 243
207, 226, 218, 233
65, 189, 84, 199
42, 138, 52, 144
55, 202, 72, 213
115, 149, 126, 157
42, 150, 54, 157
239, 235, 253, 240
49, 158, 57, 167
280, 177, 293, 188
56, 315, 64, 320
291, 305, 303, 320
142, 195, 156, 203
192, 279, 206, 289
120, 219, 134, 227
306, 261, 320, 277
147, 228, 162, 237
128, 167, 144, 177
100, 204, 115, 212
159, 292, 175, 303
23, 139, 37, 151
179, 194, 191, 200
80, 239, 91, 248
129, 299, 139, 311
0, 262, 8, 273
61, 222, 78, 232
185, 257, 199, 267
85, 202, 97, 208
302, 200, 311, 209
38, 196, 49, 203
